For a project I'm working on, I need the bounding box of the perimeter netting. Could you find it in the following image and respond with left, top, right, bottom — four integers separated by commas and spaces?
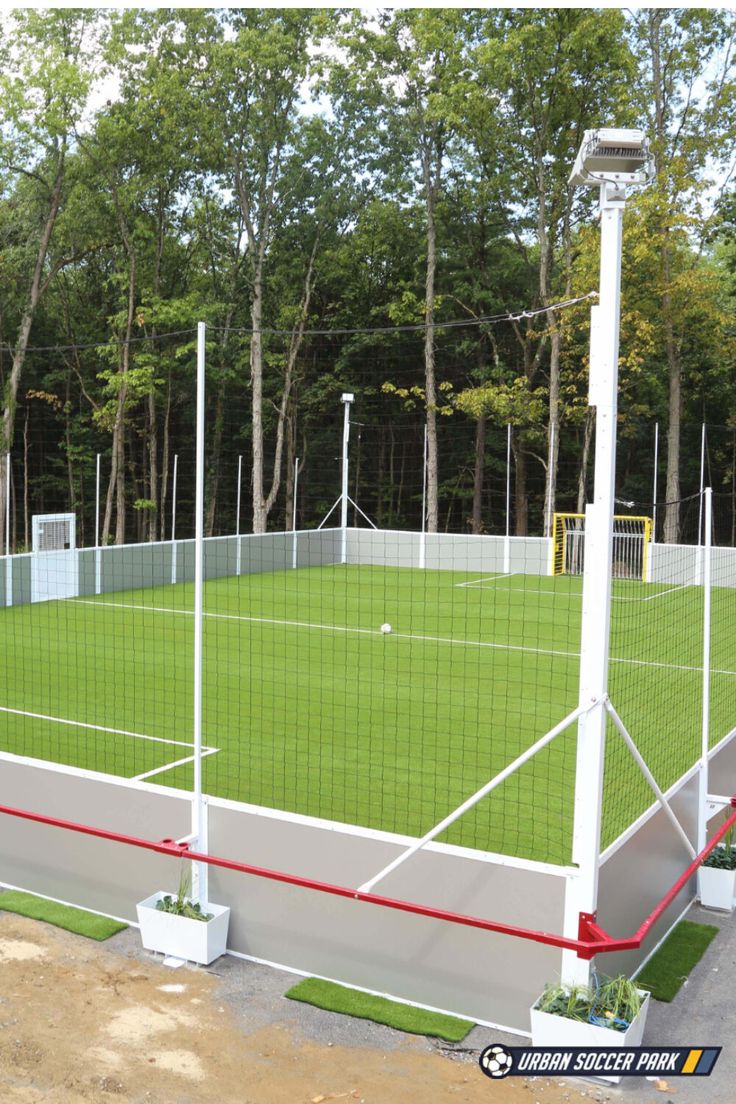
602, 492, 736, 850
1, 324, 734, 869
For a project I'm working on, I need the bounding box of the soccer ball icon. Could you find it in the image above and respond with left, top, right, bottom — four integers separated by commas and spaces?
479, 1044, 513, 1079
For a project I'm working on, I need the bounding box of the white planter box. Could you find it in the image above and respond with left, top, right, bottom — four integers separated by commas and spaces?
136, 892, 230, 965
530, 990, 650, 1084
698, 864, 736, 911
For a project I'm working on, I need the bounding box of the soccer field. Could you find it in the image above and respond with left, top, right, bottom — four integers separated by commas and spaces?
1, 564, 733, 865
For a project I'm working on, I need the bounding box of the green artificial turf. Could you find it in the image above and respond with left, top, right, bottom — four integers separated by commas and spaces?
285, 977, 474, 1041
0, 890, 127, 941
636, 920, 719, 1002
1, 563, 731, 864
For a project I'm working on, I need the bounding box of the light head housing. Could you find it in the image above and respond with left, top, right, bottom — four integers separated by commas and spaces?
569, 128, 652, 188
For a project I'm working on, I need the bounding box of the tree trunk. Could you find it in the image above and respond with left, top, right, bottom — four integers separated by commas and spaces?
159, 370, 172, 541
0, 156, 65, 550
576, 409, 595, 514
471, 414, 487, 534
513, 439, 528, 536
251, 252, 267, 534
649, 11, 681, 544
23, 404, 30, 550
662, 251, 681, 543
103, 251, 136, 546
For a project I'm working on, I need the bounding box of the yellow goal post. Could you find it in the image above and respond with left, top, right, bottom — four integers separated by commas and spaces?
552, 513, 653, 581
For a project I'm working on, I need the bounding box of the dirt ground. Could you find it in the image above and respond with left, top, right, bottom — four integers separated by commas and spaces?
0, 912, 619, 1104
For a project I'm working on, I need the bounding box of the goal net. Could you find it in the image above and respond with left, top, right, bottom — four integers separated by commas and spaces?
552, 513, 653, 581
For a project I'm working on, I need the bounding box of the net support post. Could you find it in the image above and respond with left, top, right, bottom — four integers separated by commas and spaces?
4, 453, 11, 607
292, 456, 299, 570
236, 454, 243, 577
562, 181, 625, 984
419, 424, 428, 569
340, 393, 353, 566
171, 453, 179, 586
192, 322, 208, 905
504, 423, 511, 574
94, 453, 102, 595
698, 487, 713, 853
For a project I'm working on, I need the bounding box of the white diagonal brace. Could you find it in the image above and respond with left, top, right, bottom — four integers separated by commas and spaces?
358, 702, 592, 895
604, 697, 696, 860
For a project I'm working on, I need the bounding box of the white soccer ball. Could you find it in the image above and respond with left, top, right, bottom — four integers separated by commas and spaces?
380, 623, 392, 634
480, 1044, 513, 1079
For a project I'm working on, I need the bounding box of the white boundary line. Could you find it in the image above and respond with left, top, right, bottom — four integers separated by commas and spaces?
456, 578, 688, 603
132, 746, 220, 782
66, 597, 736, 678
455, 572, 513, 588
0, 704, 219, 753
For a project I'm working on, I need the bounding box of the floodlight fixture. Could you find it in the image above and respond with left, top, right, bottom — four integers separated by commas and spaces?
569, 128, 653, 188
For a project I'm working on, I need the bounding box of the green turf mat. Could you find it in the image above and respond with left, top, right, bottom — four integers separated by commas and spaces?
636, 920, 719, 1002
0, 890, 128, 941
285, 977, 474, 1041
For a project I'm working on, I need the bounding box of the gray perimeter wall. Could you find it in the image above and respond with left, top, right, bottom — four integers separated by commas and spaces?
0, 528, 342, 606
0, 754, 565, 1032
346, 528, 551, 575
596, 772, 700, 979
3, 528, 735, 606
596, 729, 736, 979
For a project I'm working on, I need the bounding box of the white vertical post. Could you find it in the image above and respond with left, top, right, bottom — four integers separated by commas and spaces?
562, 182, 625, 984
235, 454, 243, 577
170, 454, 179, 585
4, 452, 9, 557
544, 421, 556, 539
4, 453, 11, 607
504, 424, 511, 574
192, 322, 208, 904
652, 421, 659, 541
95, 454, 102, 595
698, 487, 712, 854
696, 424, 706, 585
292, 456, 299, 570
340, 393, 353, 566
419, 424, 428, 570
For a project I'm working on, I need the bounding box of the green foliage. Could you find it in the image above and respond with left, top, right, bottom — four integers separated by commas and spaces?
537, 974, 643, 1031
155, 869, 213, 923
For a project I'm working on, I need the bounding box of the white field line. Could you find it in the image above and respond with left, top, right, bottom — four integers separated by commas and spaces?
132, 746, 219, 782
457, 580, 687, 603
66, 597, 736, 678
0, 704, 218, 753
455, 573, 513, 588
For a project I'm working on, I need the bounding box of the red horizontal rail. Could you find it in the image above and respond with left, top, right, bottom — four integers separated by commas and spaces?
1, 797, 734, 959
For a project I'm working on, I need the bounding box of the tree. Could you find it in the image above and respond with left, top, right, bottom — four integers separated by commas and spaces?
335, 9, 472, 532
207, 9, 331, 534
631, 8, 736, 541
471, 8, 635, 533
0, 8, 106, 549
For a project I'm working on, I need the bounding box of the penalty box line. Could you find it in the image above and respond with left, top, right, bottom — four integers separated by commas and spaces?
66, 597, 736, 679
0, 705, 221, 783
456, 577, 686, 603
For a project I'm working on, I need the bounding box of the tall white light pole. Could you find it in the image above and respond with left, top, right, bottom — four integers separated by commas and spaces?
562, 130, 653, 984
340, 393, 354, 565
192, 322, 208, 905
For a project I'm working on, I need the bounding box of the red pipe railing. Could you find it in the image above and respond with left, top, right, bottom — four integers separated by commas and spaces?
1, 796, 734, 959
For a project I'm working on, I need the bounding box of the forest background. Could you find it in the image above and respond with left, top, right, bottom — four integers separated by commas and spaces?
1, 7, 735, 550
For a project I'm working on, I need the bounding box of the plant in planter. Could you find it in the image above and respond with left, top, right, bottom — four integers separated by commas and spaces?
136, 867, 230, 966
530, 973, 649, 1083
699, 826, 736, 911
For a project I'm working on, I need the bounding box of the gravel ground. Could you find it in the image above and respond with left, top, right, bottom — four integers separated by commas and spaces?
0, 898, 732, 1104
